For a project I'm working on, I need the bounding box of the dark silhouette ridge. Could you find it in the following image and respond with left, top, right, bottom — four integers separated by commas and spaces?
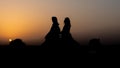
41, 17, 80, 48
9, 39, 26, 48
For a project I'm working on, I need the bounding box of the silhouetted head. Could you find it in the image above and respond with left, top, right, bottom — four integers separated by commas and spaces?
52, 17, 59, 25
9, 39, 26, 48
64, 17, 71, 25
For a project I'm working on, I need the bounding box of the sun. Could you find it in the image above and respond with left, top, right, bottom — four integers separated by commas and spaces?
9, 39, 13, 42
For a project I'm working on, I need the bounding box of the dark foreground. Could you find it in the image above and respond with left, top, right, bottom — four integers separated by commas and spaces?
0, 45, 119, 57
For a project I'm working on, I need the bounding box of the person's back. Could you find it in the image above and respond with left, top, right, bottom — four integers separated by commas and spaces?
61, 17, 80, 48
41, 17, 61, 48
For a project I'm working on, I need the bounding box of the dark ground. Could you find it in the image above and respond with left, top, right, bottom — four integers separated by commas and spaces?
0, 45, 119, 57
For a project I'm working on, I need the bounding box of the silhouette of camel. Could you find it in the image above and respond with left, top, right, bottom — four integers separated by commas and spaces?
9, 39, 26, 48
41, 17, 80, 48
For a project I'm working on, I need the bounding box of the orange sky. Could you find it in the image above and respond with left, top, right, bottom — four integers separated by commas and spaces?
0, 0, 120, 45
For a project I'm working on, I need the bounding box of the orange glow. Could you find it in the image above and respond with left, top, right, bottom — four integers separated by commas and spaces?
0, 10, 26, 38
0, 7, 48, 43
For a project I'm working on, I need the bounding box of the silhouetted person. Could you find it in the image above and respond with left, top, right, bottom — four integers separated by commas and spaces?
45, 17, 60, 41
61, 17, 80, 48
9, 39, 26, 48
41, 17, 80, 48
41, 17, 61, 48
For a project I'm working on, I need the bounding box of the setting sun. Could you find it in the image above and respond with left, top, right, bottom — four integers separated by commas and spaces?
9, 39, 12, 42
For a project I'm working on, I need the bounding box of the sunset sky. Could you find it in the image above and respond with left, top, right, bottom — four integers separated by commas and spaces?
0, 0, 120, 45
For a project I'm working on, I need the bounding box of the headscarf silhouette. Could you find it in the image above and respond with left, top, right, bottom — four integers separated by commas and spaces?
45, 17, 60, 41
61, 17, 80, 48
41, 17, 61, 48
61, 17, 72, 40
